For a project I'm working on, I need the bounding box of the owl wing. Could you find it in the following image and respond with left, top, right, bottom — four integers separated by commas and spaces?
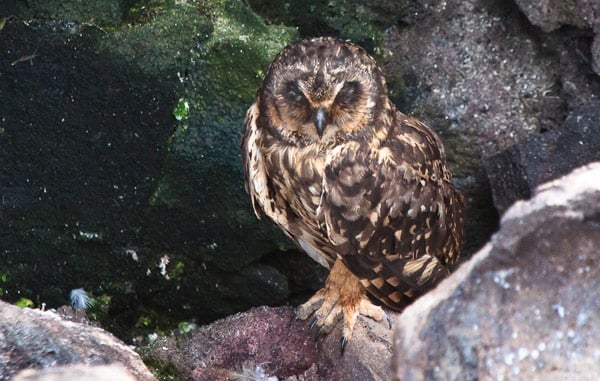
242, 103, 337, 269
320, 114, 464, 309
242, 104, 272, 220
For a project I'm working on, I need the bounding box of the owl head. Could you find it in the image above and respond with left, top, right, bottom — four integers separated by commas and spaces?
257, 37, 391, 146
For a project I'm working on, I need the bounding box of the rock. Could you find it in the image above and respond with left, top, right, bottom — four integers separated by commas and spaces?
393, 162, 600, 380
384, 0, 564, 156
13, 364, 136, 381
142, 0, 306, 321
548, 30, 600, 111
247, 0, 422, 48
484, 101, 600, 213
0, 300, 156, 381
13, 0, 125, 26
514, 0, 590, 32
381, 0, 564, 255
513, 0, 600, 77
144, 305, 396, 380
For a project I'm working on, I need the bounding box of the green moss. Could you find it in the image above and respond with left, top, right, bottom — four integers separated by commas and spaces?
104, 2, 213, 76
176, 321, 196, 334
150, 0, 297, 210
15, 297, 35, 308
245, 0, 404, 51
75, 293, 108, 321
192, 0, 298, 109
141, 355, 183, 381
172, 98, 190, 121
170, 261, 185, 280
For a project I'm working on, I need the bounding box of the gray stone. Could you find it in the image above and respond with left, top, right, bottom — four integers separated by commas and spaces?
393, 162, 600, 380
484, 101, 600, 213
0, 300, 156, 380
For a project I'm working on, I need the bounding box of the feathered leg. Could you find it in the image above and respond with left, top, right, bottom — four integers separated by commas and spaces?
297, 259, 391, 352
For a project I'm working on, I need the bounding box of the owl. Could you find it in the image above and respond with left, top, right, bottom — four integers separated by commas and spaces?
241, 37, 464, 350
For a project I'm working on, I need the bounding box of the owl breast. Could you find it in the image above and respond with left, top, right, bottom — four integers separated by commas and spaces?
262, 136, 326, 226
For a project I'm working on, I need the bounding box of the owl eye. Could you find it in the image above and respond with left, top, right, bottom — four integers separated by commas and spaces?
334, 81, 362, 107
283, 81, 306, 105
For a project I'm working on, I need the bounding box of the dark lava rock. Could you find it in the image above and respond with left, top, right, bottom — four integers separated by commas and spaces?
144, 305, 397, 380
381, 0, 567, 257
514, 0, 600, 77
393, 162, 600, 380
0, 300, 156, 380
484, 101, 600, 213
514, 0, 590, 32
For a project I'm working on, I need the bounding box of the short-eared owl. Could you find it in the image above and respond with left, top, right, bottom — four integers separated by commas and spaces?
241, 37, 464, 349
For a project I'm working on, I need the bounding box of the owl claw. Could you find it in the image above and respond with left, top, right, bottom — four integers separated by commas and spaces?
385, 314, 393, 329
340, 336, 348, 355
309, 316, 319, 330
315, 326, 324, 341
296, 260, 389, 354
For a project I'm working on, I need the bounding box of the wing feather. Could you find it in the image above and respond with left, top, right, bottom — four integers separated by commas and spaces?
321, 112, 464, 309
241, 103, 288, 227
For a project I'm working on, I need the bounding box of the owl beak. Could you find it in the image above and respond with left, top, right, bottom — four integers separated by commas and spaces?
315, 107, 327, 137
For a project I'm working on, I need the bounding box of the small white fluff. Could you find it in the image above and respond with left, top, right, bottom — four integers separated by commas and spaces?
69, 288, 93, 310
234, 363, 277, 381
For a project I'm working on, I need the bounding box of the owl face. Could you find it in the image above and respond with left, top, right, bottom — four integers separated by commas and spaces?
257, 38, 389, 146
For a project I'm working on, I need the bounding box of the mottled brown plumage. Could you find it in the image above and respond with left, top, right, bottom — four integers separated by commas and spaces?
241, 37, 464, 346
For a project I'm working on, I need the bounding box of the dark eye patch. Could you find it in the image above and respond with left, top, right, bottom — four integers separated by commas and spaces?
282, 81, 307, 104
334, 81, 362, 107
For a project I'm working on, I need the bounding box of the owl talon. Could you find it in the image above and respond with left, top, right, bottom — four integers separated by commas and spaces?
309, 316, 319, 331
385, 314, 393, 329
315, 326, 324, 340
340, 336, 348, 355
297, 260, 389, 353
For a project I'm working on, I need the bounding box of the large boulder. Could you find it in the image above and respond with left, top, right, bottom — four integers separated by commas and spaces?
380, 0, 567, 255
393, 162, 600, 380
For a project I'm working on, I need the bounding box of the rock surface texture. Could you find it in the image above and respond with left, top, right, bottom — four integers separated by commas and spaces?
393, 162, 600, 380
515, 0, 600, 76
13, 364, 136, 381
0, 300, 156, 381
484, 101, 600, 213
145, 306, 396, 381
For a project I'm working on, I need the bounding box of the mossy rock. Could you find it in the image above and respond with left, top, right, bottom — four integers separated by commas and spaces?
246, 0, 426, 51
104, 2, 213, 76
148, 0, 299, 268
1, 0, 322, 344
